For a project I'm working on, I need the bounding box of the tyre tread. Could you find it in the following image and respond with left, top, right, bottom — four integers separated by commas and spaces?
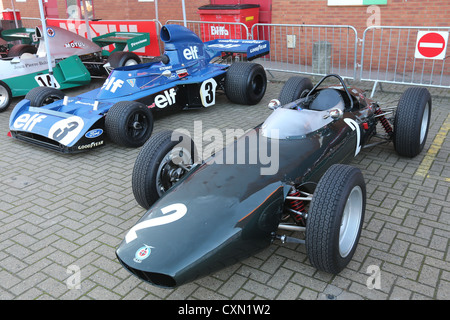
278, 76, 313, 105
132, 130, 174, 209
24, 87, 64, 107
105, 101, 153, 147
306, 164, 365, 274
225, 62, 266, 105
394, 87, 431, 157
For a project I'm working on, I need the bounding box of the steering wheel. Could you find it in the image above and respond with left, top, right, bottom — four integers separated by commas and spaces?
305, 74, 353, 110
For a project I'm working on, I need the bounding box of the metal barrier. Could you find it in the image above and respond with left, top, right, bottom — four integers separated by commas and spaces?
251, 23, 358, 80
361, 26, 450, 96
14, 18, 450, 93
166, 19, 250, 42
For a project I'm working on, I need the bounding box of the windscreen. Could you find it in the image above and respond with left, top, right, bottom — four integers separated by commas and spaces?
261, 108, 333, 139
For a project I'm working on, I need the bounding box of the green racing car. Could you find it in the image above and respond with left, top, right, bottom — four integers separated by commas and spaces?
0, 25, 150, 112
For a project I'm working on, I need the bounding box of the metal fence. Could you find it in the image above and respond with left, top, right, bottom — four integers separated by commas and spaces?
166, 20, 250, 43
15, 18, 450, 92
251, 23, 359, 80
164, 21, 358, 80
360, 26, 450, 96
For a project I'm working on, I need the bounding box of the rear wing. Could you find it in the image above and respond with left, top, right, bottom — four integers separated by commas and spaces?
1, 27, 36, 44
205, 39, 269, 61
92, 32, 151, 53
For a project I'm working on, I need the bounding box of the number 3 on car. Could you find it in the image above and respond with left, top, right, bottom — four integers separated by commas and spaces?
200, 78, 217, 107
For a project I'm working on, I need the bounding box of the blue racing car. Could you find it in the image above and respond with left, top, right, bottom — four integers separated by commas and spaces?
8, 24, 269, 153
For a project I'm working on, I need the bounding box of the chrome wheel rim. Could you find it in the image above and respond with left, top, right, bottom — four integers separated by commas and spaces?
125, 59, 139, 66
339, 186, 363, 258
0, 86, 9, 108
420, 103, 430, 144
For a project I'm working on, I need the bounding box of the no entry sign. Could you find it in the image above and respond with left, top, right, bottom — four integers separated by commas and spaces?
415, 31, 449, 60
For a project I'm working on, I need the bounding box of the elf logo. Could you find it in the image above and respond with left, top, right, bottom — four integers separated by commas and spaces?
183, 46, 199, 60
153, 88, 177, 108
102, 77, 124, 93
13, 114, 47, 131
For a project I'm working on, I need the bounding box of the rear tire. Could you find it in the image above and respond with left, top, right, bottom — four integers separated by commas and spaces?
132, 130, 197, 209
306, 164, 366, 274
7, 44, 37, 57
105, 101, 153, 148
25, 87, 64, 107
278, 76, 313, 105
393, 87, 431, 158
0, 80, 12, 112
224, 62, 267, 105
107, 51, 141, 68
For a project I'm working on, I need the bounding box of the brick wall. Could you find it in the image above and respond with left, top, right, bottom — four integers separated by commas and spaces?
2, 0, 448, 76
1, 0, 209, 24
81, 0, 210, 23
3, 0, 448, 31
0, 1, 40, 20
271, 0, 450, 35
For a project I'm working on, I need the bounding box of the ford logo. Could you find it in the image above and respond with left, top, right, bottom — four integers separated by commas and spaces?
85, 129, 103, 139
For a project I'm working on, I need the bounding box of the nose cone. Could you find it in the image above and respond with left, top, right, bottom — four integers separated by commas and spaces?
116, 167, 285, 288
116, 197, 244, 287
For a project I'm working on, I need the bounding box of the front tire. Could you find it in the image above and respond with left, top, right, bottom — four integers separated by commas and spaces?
224, 62, 267, 105
7, 44, 37, 57
105, 101, 153, 148
0, 81, 12, 112
306, 164, 366, 274
132, 130, 197, 209
25, 87, 65, 107
393, 87, 431, 158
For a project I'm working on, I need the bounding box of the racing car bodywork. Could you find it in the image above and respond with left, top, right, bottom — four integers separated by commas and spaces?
0, 26, 148, 112
116, 74, 431, 288
0, 27, 38, 55
8, 24, 269, 153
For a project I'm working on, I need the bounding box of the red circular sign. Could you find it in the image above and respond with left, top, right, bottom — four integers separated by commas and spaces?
417, 32, 446, 58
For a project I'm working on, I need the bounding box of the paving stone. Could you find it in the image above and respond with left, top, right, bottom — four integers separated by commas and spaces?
0, 75, 448, 301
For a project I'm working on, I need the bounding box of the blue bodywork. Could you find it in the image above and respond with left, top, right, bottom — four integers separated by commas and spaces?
8, 24, 269, 152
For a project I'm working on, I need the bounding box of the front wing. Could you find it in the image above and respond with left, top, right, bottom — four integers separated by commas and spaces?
9, 100, 106, 153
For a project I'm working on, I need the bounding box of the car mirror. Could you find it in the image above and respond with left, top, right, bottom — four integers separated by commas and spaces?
162, 70, 172, 77
329, 108, 343, 120
268, 99, 281, 110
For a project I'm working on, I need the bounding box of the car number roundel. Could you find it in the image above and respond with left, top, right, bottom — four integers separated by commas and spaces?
125, 203, 187, 244
48, 116, 84, 146
200, 78, 217, 107
35, 74, 61, 89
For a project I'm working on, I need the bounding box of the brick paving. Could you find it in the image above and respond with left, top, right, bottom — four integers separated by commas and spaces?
0, 73, 449, 301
